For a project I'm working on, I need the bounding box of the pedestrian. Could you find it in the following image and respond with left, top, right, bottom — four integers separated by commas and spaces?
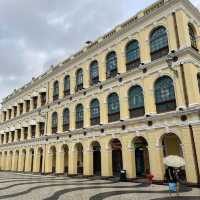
165, 166, 177, 196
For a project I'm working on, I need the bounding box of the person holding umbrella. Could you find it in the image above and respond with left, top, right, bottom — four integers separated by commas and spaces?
164, 155, 186, 196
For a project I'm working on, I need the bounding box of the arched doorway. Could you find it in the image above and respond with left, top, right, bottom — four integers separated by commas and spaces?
75, 143, 83, 175
38, 148, 43, 173
162, 133, 183, 157
50, 146, 56, 174
161, 133, 186, 181
4, 152, 7, 170
133, 137, 150, 177
62, 145, 69, 174
30, 149, 34, 172
15, 151, 19, 171
21, 150, 26, 172
110, 139, 123, 177
91, 141, 101, 176
8, 152, 13, 171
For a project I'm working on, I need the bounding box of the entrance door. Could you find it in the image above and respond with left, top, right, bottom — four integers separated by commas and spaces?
111, 139, 123, 177
40, 155, 43, 173
134, 137, 150, 178
135, 147, 145, 176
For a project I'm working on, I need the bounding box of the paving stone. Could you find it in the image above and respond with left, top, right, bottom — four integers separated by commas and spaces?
0, 172, 199, 200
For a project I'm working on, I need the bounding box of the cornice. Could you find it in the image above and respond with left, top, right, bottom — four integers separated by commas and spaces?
1, 47, 200, 113
1, 108, 200, 150
0, 107, 47, 130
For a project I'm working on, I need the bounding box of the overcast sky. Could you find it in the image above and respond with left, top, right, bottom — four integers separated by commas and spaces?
0, 0, 199, 103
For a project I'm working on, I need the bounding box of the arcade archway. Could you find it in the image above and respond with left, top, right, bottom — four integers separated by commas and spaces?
15, 150, 19, 171
21, 149, 26, 172
91, 141, 101, 176
38, 148, 43, 173
62, 144, 69, 174
30, 149, 34, 172
133, 137, 150, 177
161, 133, 183, 157
161, 133, 186, 181
50, 146, 56, 174
110, 139, 123, 177
75, 143, 83, 175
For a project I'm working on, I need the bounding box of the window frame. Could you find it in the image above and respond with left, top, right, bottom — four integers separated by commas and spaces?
52, 112, 58, 134
128, 86, 145, 118
188, 23, 198, 51
90, 99, 100, 126
107, 93, 120, 122
90, 61, 99, 85
150, 26, 169, 61
106, 51, 118, 79
64, 75, 71, 96
76, 104, 84, 129
126, 40, 141, 71
76, 69, 84, 92
53, 81, 59, 101
154, 76, 176, 113
63, 108, 70, 131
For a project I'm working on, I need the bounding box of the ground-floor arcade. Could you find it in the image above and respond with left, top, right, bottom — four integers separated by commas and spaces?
0, 125, 200, 184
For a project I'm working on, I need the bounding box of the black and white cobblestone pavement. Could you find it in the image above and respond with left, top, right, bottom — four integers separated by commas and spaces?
0, 172, 199, 200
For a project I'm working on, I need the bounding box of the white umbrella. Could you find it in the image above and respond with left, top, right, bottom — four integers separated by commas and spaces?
163, 155, 185, 168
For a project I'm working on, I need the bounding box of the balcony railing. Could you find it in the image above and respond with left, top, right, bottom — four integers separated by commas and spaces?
156, 99, 176, 114
76, 121, 83, 129
90, 117, 100, 126
108, 112, 120, 123
151, 46, 169, 61
126, 59, 140, 71
129, 107, 145, 118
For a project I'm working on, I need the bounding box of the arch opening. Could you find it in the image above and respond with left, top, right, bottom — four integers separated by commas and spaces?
50, 146, 56, 174
15, 151, 19, 171
22, 150, 26, 172
30, 149, 34, 172
38, 148, 43, 173
75, 143, 83, 175
110, 139, 123, 177
133, 137, 150, 177
91, 141, 101, 176
62, 144, 69, 174
161, 133, 186, 181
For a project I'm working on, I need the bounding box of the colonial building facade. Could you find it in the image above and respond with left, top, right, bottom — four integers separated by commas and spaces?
0, 0, 200, 184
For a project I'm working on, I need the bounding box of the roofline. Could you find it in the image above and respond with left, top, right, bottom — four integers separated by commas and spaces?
2, 0, 200, 104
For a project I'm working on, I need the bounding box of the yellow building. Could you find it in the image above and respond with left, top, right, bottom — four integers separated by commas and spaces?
0, 0, 200, 185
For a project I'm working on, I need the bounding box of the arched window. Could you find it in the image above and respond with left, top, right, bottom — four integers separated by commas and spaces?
76, 104, 84, 129
150, 26, 169, 61
128, 86, 145, 118
90, 99, 100, 126
52, 112, 58, 134
155, 76, 176, 113
197, 74, 200, 93
106, 51, 118, 79
107, 93, 120, 122
63, 108, 70, 131
76, 69, 83, 92
188, 24, 198, 50
90, 61, 99, 85
126, 40, 140, 71
53, 81, 59, 101
64, 75, 70, 96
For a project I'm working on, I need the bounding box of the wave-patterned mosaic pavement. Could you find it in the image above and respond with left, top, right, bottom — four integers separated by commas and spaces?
0, 172, 199, 200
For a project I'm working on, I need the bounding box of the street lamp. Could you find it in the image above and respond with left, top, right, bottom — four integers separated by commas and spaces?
166, 50, 178, 75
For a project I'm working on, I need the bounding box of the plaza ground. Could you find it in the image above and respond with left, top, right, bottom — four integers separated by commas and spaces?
0, 172, 199, 200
